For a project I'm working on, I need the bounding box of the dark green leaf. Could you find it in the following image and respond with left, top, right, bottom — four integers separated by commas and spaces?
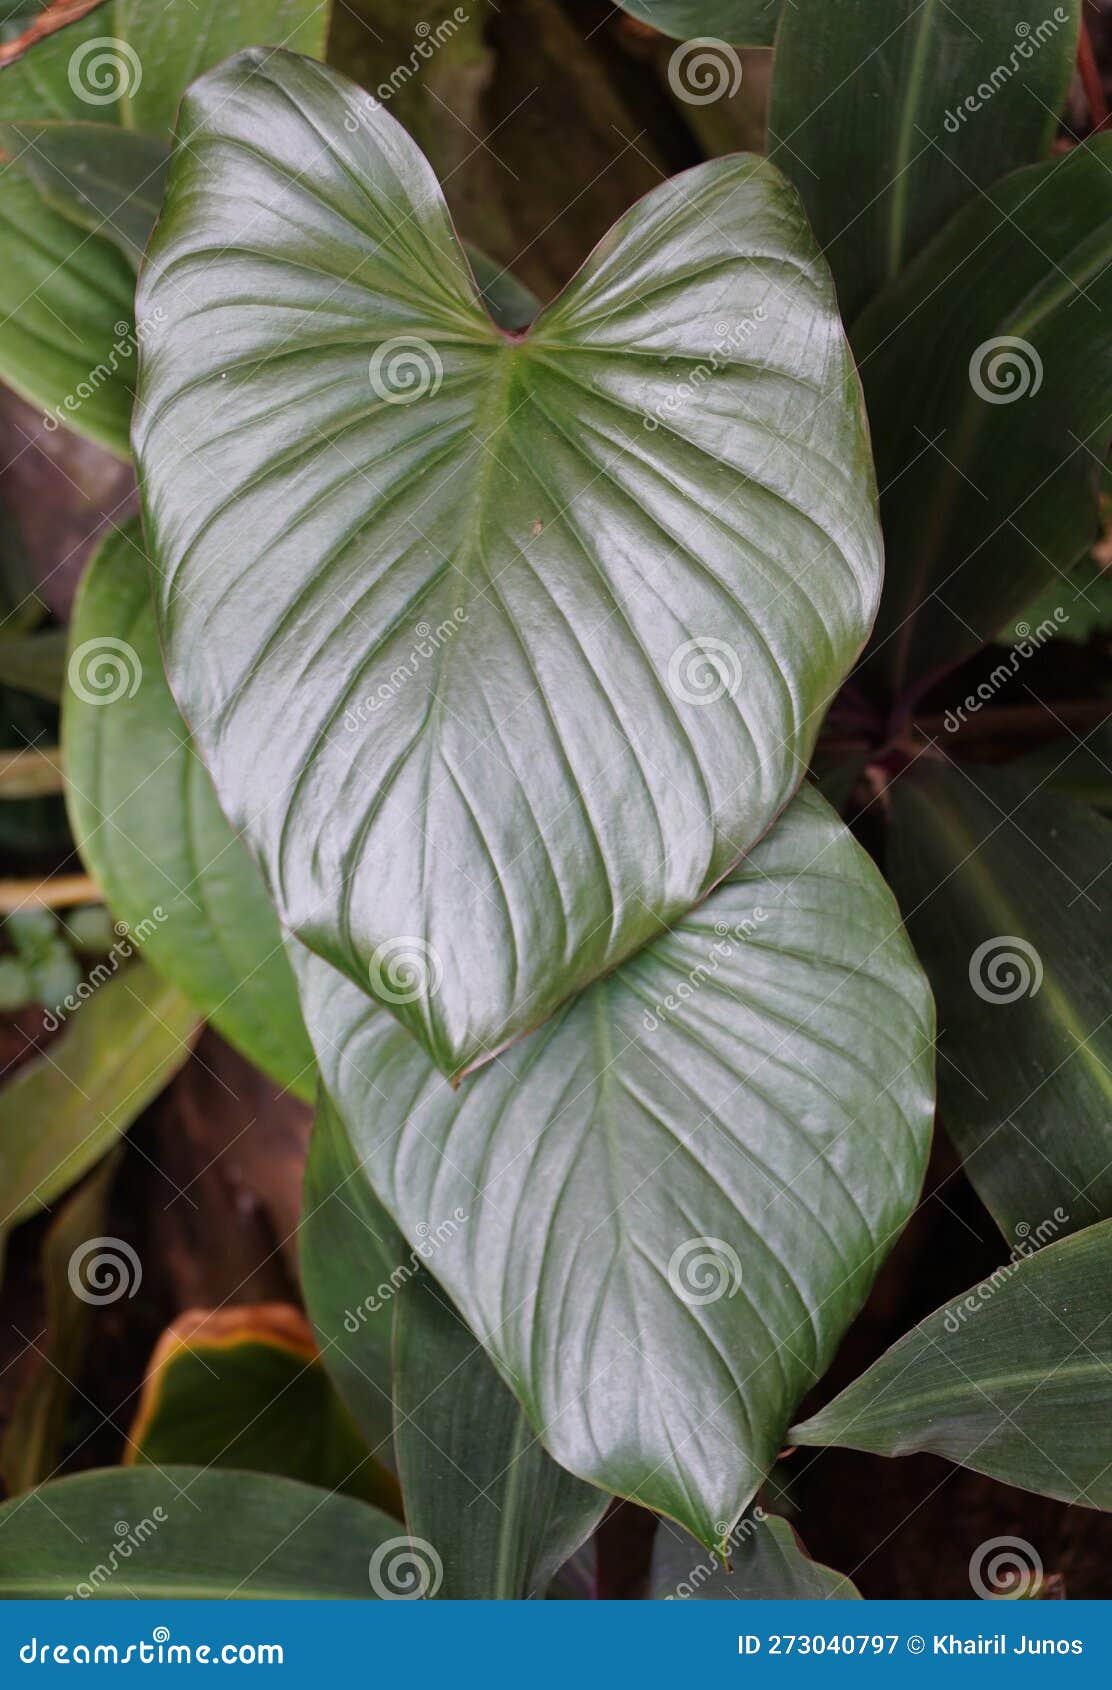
135, 48, 882, 1078
855, 139, 1112, 693
887, 758, 1112, 1240
651, 1511, 860, 1599
0, 1, 330, 452
299, 1091, 403, 1457
128, 1304, 399, 1514
1012, 722, 1112, 811
0, 1466, 400, 1597
793, 1218, 1112, 1511
292, 784, 934, 1551
769, 0, 1079, 324
63, 519, 315, 1100
2, 120, 168, 264
0, 958, 199, 1231
394, 1268, 607, 1598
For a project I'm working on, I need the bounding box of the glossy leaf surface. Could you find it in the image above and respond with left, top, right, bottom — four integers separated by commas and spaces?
135, 49, 881, 1077
0, 1467, 398, 1597
856, 140, 1112, 692
394, 1268, 607, 1598
293, 785, 935, 1550
63, 520, 315, 1100
769, 0, 1079, 324
887, 758, 1112, 1240
794, 1219, 1112, 1510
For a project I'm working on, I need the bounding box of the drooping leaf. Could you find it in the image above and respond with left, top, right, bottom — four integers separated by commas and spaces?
0, 0, 331, 453
887, 757, 1112, 1240
855, 139, 1112, 694
769, 0, 1079, 325
292, 784, 935, 1551
1010, 555, 1112, 647
299, 1091, 404, 1457
394, 1266, 607, 1598
651, 1511, 860, 1599
0, 1149, 119, 1492
63, 519, 315, 1100
127, 1304, 400, 1515
134, 48, 882, 1079
611, 0, 780, 47
793, 1218, 1112, 1510
0, 1466, 399, 1597
0, 958, 199, 1232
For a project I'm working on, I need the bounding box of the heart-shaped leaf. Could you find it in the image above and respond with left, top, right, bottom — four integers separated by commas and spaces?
886, 757, 1112, 1240
0, 1467, 400, 1598
793, 1218, 1112, 1511
769, 0, 1079, 325
134, 48, 882, 1077
394, 1265, 608, 1599
855, 139, 1112, 693
291, 784, 935, 1550
63, 519, 315, 1099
